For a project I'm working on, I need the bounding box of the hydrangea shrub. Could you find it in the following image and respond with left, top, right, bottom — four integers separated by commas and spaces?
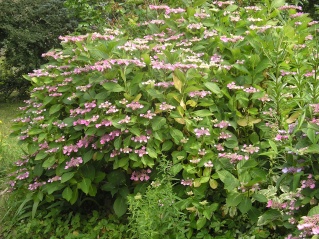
10, 0, 319, 237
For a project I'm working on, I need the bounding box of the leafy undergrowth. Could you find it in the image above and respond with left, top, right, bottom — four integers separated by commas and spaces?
2, 0, 319, 238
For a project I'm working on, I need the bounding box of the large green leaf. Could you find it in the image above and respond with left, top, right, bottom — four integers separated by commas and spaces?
217, 170, 240, 191
78, 178, 92, 194
113, 196, 127, 217
151, 116, 166, 131
257, 209, 282, 226
62, 187, 73, 202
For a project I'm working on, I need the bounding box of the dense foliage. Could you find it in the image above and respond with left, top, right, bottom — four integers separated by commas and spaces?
0, 0, 77, 100
4, 0, 319, 238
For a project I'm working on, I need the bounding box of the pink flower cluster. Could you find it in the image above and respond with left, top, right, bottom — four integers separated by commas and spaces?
241, 144, 260, 154
189, 90, 211, 98
149, 5, 185, 15
274, 130, 289, 141
28, 181, 46, 191
130, 169, 151, 181
297, 214, 319, 237
65, 157, 83, 169
126, 101, 144, 110
214, 120, 231, 129
282, 167, 303, 174
194, 127, 210, 138
100, 130, 121, 144
301, 174, 316, 189
131, 135, 150, 143
218, 152, 249, 164
140, 110, 156, 119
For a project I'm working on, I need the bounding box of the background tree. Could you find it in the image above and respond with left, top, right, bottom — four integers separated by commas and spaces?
0, 0, 77, 101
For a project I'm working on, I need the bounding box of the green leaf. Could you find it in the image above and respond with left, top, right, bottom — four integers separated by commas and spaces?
225, 4, 238, 12
28, 129, 45, 135
268, 140, 278, 153
238, 197, 252, 214
171, 163, 183, 176
170, 128, 184, 144
271, 0, 285, 8
252, 193, 268, 203
224, 139, 238, 149
28, 144, 39, 155
102, 82, 125, 92
237, 159, 258, 172
61, 172, 75, 183
107, 170, 126, 185
42, 156, 56, 168
192, 110, 212, 117
80, 164, 96, 180
249, 132, 259, 144
129, 127, 141, 136
49, 104, 62, 115
196, 217, 207, 230
70, 187, 78, 205
78, 178, 92, 194
35, 151, 48, 161
162, 140, 173, 151
151, 116, 166, 131
94, 171, 106, 183
257, 209, 282, 226
113, 196, 127, 217
146, 147, 157, 158
204, 82, 221, 95
217, 170, 240, 191
32, 200, 39, 219
293, 172, 303, 191
62, 187, 73, 201
233, 64, 250, 74
193, 0, 207, 7
308, 206, 319, 216
173, 74, 183, 93
83, 150, 94, 163
226, 191, 244, 207
307, 128, 316, 144
306, 144, 319, 154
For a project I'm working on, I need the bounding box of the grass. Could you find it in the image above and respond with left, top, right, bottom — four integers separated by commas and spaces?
0, 102, 26, 235
0, 102, 26, 167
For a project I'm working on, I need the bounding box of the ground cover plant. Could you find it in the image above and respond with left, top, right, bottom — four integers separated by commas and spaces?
4, 0, 319, 238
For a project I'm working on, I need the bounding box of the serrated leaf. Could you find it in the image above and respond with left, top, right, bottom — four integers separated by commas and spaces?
226, 192, 244, 207
78, 178, 92, 194
151, 116, 166, 131
61, 172, 75, 183
113, 196, 127, 217
42, 156, 56, 168
204, 82, 221, 94
102, 82, 125, 92
238, 197, 252, 214
62, 187, 73, 201
308, 206, 319, 216
173, 74, 183, 93
257, 209, 282, 226
217, 170, 240, 191
49, 104, 62, 115
196, 217, 207, 230
271, 0, 285, 8
162, 140, 173, 151
170, 128, 184, 143
237, 117, 261, 127
252, 193, 268, 203
35, 151, 48, 161
193, 110, 212, 117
